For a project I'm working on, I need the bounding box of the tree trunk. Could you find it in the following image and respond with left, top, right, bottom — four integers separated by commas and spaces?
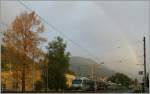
22, 64, 25, 92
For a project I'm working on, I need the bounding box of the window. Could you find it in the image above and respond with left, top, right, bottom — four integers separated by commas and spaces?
72, 79, 82, 84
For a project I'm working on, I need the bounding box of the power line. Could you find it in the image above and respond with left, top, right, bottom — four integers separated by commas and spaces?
18, 0, 102, 64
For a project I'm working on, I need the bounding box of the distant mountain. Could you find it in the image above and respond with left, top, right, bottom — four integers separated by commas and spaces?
69, 56, 115, 78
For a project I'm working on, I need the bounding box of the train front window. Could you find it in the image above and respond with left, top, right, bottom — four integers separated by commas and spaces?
72, 79, 82, 84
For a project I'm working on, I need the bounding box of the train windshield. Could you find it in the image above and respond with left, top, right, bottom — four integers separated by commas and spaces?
72, 79, 82, 84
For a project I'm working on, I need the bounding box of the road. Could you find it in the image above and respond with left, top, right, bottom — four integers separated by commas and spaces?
3, 89, 147, 93
65, 89, 133, 93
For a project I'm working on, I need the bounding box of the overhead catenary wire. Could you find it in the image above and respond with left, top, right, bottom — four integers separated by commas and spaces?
2, 1, 144, 66
16, 1, 144, 66
17, 0, 103, 90
18, 0, 102, 64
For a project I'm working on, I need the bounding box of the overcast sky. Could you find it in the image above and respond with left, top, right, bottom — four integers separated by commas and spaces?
1, 1, 149, 79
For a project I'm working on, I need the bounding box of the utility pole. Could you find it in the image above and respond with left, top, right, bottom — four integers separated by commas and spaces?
143, 36, 147, 92
0, 0, 1, 21
32, 51, 35, 91
46, 62, 48, 92
32, 61, 35, 91
91, 64, 94, 80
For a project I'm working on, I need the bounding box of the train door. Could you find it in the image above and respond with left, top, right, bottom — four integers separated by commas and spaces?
82, 79, 86, 90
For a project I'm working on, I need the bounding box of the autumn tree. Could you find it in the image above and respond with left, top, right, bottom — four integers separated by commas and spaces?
44, 36, 70, 91
1, 45, 23, 85
3, 11, 46, 92
1, 45, 9, 71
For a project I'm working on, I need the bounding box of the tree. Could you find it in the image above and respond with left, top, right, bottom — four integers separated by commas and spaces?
1, 45, 9, 71
108, 73, 132, 88
44, 36, 70, 91
1, 45, 24, 81
1, 44, 38, 92
34, 80, 43, 91
3, 11, 46, 92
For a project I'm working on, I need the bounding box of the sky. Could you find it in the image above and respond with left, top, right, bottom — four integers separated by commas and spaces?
1, 1, 149, 80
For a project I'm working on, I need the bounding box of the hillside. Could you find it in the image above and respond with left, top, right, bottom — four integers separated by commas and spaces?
69, 56, 115, 78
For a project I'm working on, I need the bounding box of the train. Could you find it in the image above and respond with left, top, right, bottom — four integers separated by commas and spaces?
71, 77, 92, 90
71, 77, 122, 91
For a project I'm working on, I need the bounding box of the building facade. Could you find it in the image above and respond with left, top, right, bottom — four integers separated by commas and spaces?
1, 70, 75, 91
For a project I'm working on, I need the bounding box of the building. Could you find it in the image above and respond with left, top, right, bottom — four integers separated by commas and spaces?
1, 70, 75, 91
1, 70, 41, 91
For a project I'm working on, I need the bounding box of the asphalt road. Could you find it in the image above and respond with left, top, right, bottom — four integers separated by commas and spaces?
66, 89, 133, 93
3, 89, 148, 93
